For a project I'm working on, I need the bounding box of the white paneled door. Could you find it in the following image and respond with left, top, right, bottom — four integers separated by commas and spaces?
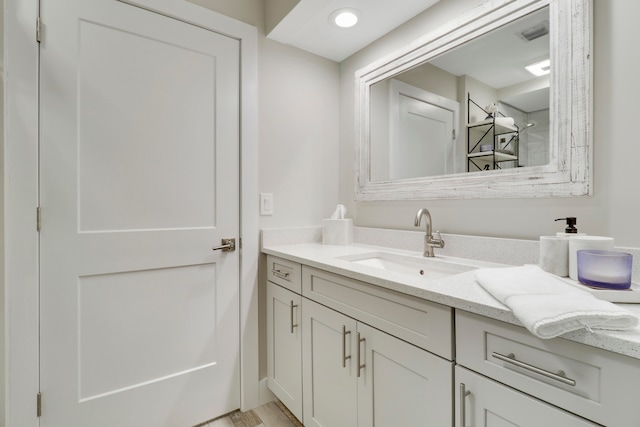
39, 1, 241, 426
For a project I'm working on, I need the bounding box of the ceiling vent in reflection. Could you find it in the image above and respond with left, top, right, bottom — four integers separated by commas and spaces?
518, 20, 549, 42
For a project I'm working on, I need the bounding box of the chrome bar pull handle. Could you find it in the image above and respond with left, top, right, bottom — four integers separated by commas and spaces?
272, 269, 290, 280
212, 238, 236, 252
459, 383, 470, 427
290, 301, 298, 334
357, 333, 366, 378
492, 352, 576, 386
342, 326, 351, 368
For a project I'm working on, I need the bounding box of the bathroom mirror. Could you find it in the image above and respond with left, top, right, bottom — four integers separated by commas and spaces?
355, 0, 592, 200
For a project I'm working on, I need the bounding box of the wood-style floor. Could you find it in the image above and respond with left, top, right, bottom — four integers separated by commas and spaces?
198, 401, 303, 427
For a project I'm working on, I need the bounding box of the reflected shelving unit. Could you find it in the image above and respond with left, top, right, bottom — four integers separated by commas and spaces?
466, 94, 519, 172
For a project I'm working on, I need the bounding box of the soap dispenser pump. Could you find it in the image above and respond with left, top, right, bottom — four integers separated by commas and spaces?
555, 217, 578, 234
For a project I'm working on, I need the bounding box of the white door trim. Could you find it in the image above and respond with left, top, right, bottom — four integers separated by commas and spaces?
5, 1, 40, 425
4, 1, 259, 425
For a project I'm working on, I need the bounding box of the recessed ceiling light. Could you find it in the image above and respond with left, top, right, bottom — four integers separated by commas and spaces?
330, 8, 360, 28
525, 59, 551, 76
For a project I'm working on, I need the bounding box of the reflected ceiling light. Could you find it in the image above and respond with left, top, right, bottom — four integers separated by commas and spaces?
330, 8, 359, 28
525, 59, 551, 76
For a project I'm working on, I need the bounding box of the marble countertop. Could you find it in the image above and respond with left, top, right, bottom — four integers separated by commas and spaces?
262, 242, 640, 360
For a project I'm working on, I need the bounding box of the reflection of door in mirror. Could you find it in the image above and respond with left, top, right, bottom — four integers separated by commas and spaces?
370, 78, 459, 181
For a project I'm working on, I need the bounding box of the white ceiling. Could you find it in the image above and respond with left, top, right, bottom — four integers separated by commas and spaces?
267, 0, 441, 62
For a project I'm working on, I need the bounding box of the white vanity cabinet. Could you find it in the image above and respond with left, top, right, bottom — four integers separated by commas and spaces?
266, 256, 454, 426
456, 311, 640, 427
302, 298, 452, 427
301, 265, 454, 427
266, 253, 640, 427
266, 256, 303, 421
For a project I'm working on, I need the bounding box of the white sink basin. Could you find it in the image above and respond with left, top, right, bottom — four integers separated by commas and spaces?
337, 251, 477, 279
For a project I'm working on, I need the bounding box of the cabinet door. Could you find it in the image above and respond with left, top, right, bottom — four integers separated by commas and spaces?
303, 299, 358, 427
357, 322, 453, 427
456, 367, 599, 427
266, 282, 303, 421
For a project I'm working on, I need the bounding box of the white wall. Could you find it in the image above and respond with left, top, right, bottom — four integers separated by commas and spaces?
340, 0, 640, 247
258, 38, 341, 228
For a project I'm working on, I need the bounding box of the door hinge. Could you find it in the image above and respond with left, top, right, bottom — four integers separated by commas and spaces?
452, 129, 456, 139
36, 17, 42, 43
37, 207, 41, 232
37, 392, 42, 417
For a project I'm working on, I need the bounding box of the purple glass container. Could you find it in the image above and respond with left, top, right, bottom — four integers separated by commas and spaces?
577, 249, 633, 290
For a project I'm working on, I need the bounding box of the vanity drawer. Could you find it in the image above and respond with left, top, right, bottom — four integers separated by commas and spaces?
267, 256, 302, 294
302, 266, 453, 360
456, 310, 640, 426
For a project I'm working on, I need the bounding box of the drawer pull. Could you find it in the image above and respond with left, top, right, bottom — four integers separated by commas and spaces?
459, 383, 471, 427
357, 333, 366, 378
290, 301, 298, 334
492, 352, 576, 387
272, 269, 290, 280
342, 326, 351, 367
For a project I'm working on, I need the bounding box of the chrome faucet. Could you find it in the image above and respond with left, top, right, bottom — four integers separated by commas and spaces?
414, 208, 445, 257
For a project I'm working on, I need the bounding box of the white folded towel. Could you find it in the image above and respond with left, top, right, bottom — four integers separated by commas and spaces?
494, 116, 515, 128
475, 265, 638, 339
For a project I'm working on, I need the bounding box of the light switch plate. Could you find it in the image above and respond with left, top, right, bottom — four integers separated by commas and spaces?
260, 193, 274, 216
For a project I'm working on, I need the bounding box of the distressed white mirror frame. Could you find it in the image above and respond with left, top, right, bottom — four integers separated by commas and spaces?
355, 0, 592, 201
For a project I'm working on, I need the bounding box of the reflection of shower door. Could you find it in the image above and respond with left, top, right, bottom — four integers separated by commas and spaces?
390, 80, 459, 179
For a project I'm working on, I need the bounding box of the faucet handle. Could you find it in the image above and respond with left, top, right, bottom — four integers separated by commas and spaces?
431, 231, 445, 248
